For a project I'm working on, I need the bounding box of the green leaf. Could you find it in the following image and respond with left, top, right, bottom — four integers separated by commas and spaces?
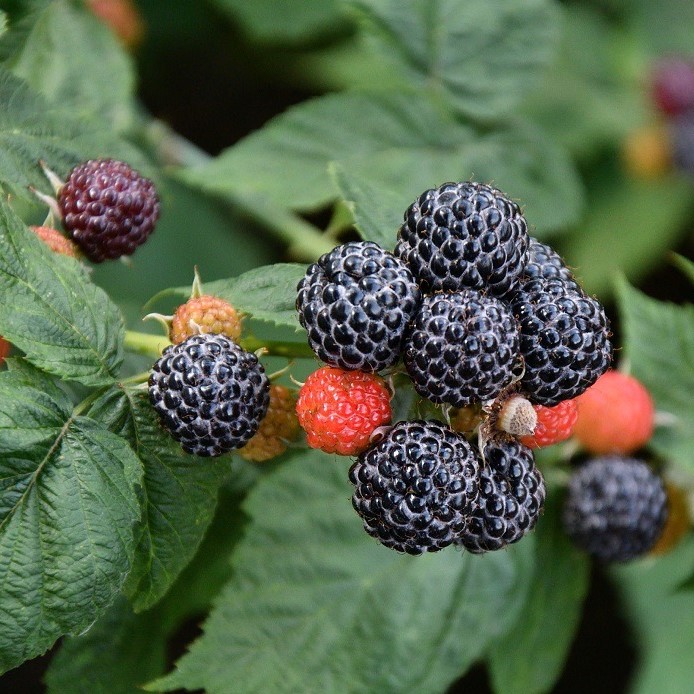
44, 595, 167, 694
562, 174, 694, 296
671, 253, 694, 286
331, 163, 403, 250
181, 91, 583, 236
487, 493, 590, 694
0, 67, 151, 200
0, 363, 142, 674
0, 200, 124, 386
210, 0, 346, 42
154, 263, 307, 332
612, 538, 694, 694
45, 481, 251, 694
617, 278, 694, 472
150, 450, 535, 694
6, 0, 135, 130
351, 0, 560, 120
0, 11, 6, 39
87, 387, 227, 612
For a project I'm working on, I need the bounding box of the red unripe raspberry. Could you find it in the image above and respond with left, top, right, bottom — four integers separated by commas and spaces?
30, 226, 81, 259
239, 385, 300, 463
0, 337, 10, 365
87, 0, 145, 49
573, 370, 654, 455
520, 399, 578, 449
296, 366, 392, 456
651, 57, 694, 117
170, 295, 242, 344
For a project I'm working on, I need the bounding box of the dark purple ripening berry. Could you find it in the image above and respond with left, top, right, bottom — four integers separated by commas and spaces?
58, 158, 160, 262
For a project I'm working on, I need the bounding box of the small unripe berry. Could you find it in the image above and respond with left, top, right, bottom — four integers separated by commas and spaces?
520, 399, 578, 449
30, 226, 81, 258
170, 295, 242, 344
239, 385, 300, 463
296, 366, 391, 456
573, 371, 654, 455
0, 337, 10, 365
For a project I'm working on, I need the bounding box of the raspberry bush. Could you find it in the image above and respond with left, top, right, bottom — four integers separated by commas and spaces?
1, 2, 694, 693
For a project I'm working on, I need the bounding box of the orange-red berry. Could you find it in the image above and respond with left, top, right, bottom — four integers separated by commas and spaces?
295, 366, 391, 456
30, 226, 81, 258
520, 399, 578, 449
573, 370, 654, 455
87, 0, 145, 49
0, 337, 10, 365
239, 385, 300, 463
170, 295, 242, 344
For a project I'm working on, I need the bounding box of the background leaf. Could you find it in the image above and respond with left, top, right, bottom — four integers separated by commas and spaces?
487, 493, 590, 694
6, 0, 135, 130
0, 200, 124, 386
87, 387, 228, 612
181, 91, 583, 236
613, 538, 694, 694
0, 67, 150, 200
155, 263, 307, 332
350, 0, 560, 120
150, 450, 535, 694
0, 363, 142, 674
210, 0, 346, 43
617, 278, 694, 472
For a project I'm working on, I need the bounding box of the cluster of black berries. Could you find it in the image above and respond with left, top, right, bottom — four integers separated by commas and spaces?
297, 181, 614, 555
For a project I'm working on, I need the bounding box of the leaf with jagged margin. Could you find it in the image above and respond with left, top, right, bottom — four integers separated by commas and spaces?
87, 387, 228, 612
45, 480, 252, 694
0, 67, 152, 200
617, 278, 694, 473
0, 199, 124, 386
148, 263, 307, 332
149, 450, 536, 694
6, 0, 135, 130
180, 92, 583, 236
612, 537, 694, 694
487, 493, 590, 694
0, 361, 142, 675
350, 0, 560, 120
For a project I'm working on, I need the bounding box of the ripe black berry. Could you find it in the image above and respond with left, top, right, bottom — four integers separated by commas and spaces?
296, 241, 421, 372
522, 237, 578, 289
395, 181, 529, 296
58, 158, 160, 262
563, 457, 668, 562
510, 277, 612, 406
457, 435, 545, 553
349, 420, 481, 555
403, 290, 521, 407
148, 333, 270, 457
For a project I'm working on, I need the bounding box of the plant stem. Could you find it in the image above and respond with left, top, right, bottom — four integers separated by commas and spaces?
123, 329, 314, 360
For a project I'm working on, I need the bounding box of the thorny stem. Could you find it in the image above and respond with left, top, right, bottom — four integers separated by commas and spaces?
123, 329, 315, 360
